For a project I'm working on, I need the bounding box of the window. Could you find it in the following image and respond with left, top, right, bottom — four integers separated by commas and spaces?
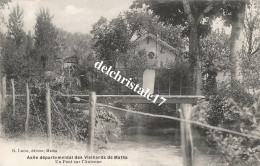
148, 52, 155, 59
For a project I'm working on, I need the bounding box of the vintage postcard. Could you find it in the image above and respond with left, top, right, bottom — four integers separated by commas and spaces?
0, 0, 259, 166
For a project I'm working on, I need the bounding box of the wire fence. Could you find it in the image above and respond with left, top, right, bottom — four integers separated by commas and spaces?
46, 87, 260, 140
95, 102, 260, 140
1, 78, 260, 166
1, 79, 260, 140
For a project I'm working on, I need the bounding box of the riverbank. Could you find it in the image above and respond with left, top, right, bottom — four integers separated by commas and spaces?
0, 133, 224, 166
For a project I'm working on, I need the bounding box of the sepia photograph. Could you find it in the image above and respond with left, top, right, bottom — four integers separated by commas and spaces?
0, 0, 260, 166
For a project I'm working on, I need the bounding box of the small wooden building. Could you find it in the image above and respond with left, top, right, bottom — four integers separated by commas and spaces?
135, 34, 178, 68
114, 34, 193, 95
115, 34, 178, 69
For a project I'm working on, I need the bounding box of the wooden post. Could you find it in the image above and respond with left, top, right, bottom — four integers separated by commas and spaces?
1, 76, 6, 111
180, 71, 183, 95
11, 79, 15, 117
46, 84, 52, 147
25, 83, 30, 136
157, 69, 160, 94
180, 104, 193, 166
0, 76, 6, 137
169, 70, 171, 95
0, 82, 2, 136
88, 91, 96, 152
175, 104, 180, 142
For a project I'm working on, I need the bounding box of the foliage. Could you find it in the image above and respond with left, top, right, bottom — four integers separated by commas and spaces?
240, 0, 260, 91
34, 8, 60, 71
7, 5, 25, 46
221, 0, 248, 27
2, 99, 27, 137
2, 82, 122, 150
192, 81, 260, 165
91, 9, 185, 67
1, 5, 123, 150
131, 0, 220, 38
1, 5, 32, 81
57, 29, 92, 60
200, 29, 230, 72
130, 0, 222, 95
241, 53, 260, 91
243, 0, 260, 56
0, 0, 10, 8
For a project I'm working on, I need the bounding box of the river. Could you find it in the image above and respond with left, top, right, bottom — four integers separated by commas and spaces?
105, 111, 225, 166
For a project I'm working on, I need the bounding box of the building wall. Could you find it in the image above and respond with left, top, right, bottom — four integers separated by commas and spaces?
137, 39, 176, 68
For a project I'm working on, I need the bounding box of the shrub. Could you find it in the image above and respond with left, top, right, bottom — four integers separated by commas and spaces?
193, 81, 260, 166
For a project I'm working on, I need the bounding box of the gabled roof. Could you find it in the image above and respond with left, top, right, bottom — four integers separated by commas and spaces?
135, 34, 178, 53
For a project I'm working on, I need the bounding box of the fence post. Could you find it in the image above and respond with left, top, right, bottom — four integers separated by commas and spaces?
1, 76, 6, 111
180, 104, 193, 166
25, 83, 30, 136
0, 81, 2, 136
11, 79, 15, 117
168, 70, 171, 95
46, 84, 52, 147
88, 91, 96, 152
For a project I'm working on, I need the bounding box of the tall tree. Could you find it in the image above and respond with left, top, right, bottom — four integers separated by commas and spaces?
240, 0, 260, 91
131, 0, 220, 95
34, 8, 59, 71
243, 0, 260, 57
7, 5, 25, 47
0, 0, 11, 78
2, 4, 26, 79
221, 0, 248, 86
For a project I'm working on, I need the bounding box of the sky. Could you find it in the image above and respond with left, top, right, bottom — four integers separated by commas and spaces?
0, 0, 230, 35
1, 0, 134, 34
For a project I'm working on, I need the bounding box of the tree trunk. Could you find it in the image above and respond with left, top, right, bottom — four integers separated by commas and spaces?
183, 0, 203, 95
230, 2, 246, 86
0, 38, 3, 79
189, 21, 203, 95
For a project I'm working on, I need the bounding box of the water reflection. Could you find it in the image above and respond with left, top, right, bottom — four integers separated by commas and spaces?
107, 111, 224, 166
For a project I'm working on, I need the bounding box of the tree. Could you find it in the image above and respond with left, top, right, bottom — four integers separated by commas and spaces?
57, 29, 92, 60
2, 4, 26, 79
200, 29, 230, 73
240, 0, 260, 92
131, 0, 220, 95
91, 10, 185, 67
7, 5, 25, 47
34, 8, 59, 71
0, 0, 11, 77
243, 0, 260, 57
91, 15, 134, 67
221, 0, 248, 87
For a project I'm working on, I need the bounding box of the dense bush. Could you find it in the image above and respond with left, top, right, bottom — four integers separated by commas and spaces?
1, 81, 122, 151
193, 81, 260, 166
